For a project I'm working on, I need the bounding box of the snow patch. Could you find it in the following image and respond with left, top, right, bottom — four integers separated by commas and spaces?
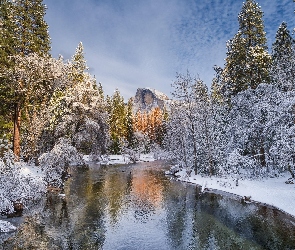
0, 220, 16, 233
20, 165, 44, 178
84, 154, 155, 165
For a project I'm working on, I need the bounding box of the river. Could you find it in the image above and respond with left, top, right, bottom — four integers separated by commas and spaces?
1, 161, 295, 249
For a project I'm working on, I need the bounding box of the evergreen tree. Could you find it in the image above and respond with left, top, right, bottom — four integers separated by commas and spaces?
0, 0, 17, 67
0, 0, 51, 159
9, 54, 68, 160
69, 42, 88, 84
271, 22, 295, 91
108, 89, 127, 154
13, 0, 51, 56
0, 1, 17, 139
125, 98, 135, 147
221, 0, 271, 100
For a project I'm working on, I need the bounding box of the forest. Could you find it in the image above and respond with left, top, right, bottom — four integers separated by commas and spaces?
1, 0, 295, 217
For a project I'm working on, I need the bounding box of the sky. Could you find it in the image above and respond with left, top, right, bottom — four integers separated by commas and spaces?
43, 0, 295, 99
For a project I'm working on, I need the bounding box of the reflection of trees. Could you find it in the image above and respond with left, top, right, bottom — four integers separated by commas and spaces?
188, 192, 263, 249
3, 167, 108, 249
164, 183, 266, 249
3, 216, 51, 249
103, 168, 132, 225
248, 206, 295, 249
188, 192, 295, 249
130, 169, 167, 223
164, 182, 197, 249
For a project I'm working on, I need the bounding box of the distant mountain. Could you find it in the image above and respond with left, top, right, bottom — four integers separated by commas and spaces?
132, 88, 171, 113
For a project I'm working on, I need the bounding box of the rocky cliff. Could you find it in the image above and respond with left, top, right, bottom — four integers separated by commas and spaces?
132, 88, 170, 113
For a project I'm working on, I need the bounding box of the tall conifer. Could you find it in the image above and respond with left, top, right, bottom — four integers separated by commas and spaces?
222, 0, 271, 99
271, 22, 295, 91
13, 0, 50, 56
69, 42, 88, 84
0, 0, 51, 159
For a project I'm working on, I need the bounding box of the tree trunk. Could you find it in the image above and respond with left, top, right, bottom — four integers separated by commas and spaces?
288, 164, 295, 179
259, 146, 266, 167
13, 102, 21, 161
204, 112, 213, 176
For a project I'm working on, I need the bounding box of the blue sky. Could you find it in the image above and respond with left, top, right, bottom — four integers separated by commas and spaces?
43, 0, 295, 99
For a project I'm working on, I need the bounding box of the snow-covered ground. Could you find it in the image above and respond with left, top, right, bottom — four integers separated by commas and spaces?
83, 153, 156, 165
19, 164, 45, 178
0, 220, 16, 233
174, 169, 295, 218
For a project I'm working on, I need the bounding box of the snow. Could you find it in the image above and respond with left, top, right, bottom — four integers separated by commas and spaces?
0, 220, 16, 233
147, 88, 170, 100
175, 169, 295, 218
84, 153, 156, 165
20, 164, 44, 178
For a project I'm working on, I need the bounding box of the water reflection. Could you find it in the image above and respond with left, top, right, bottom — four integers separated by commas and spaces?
1, 162, 295, 250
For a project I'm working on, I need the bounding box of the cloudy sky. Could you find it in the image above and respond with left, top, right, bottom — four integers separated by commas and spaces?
43, 0, 295, 99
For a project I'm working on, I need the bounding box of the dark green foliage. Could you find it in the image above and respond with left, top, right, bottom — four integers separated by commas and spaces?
13, 0, 51, 56
222, 0, 271, 100
0, 0, 51, 157
271, 22, 295, 91
107, 90, 128, 154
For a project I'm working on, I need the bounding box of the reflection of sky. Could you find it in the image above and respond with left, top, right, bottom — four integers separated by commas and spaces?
43, 0, 295, 99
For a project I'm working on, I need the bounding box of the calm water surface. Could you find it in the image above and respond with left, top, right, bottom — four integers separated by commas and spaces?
1, 161, 295, 249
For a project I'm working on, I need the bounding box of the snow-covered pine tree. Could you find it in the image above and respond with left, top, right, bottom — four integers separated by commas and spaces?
45, 75, 109, 158
271, 22, 295, 91
0, 0, 51, 159
221, 0, 271, 100
69, 41, 88, 84
11, 54, 69, 160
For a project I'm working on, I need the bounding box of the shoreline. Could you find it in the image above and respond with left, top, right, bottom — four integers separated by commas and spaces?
173, 169, 295, 219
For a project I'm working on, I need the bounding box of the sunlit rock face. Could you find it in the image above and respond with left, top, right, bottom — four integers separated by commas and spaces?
132, 88, 170, 113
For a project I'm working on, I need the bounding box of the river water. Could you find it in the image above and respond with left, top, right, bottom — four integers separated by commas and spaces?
1, 161, 295, 249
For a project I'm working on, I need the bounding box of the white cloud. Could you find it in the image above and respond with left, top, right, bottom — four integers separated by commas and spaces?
44, 0, 295, 99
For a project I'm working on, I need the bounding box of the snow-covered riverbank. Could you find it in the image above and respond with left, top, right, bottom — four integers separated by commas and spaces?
174, 169, 295, 218
83, 153, 156, 165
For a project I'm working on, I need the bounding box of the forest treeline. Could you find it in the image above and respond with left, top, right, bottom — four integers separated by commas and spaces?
165, 0, 295, 179
1, 0, 295, 213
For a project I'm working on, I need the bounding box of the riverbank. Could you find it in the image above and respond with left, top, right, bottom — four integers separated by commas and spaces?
83, 153, 156, 165
175, 169, 295, 218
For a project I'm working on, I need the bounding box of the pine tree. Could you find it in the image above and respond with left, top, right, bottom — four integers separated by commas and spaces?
13, 0, 51, 56
0, 0, 17, 67
0, 1, 17, 139
150, 107, 165, 145
108, 89, 127, 154
69, 42, 88, 84
10, 54, 68, 160
221, 0, 271, 100
271, 22, 295, 91
125, 98, 135, 147
0, 0, 51, 159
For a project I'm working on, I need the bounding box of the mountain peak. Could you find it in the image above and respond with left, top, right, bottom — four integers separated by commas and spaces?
132, 88, 170, 113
